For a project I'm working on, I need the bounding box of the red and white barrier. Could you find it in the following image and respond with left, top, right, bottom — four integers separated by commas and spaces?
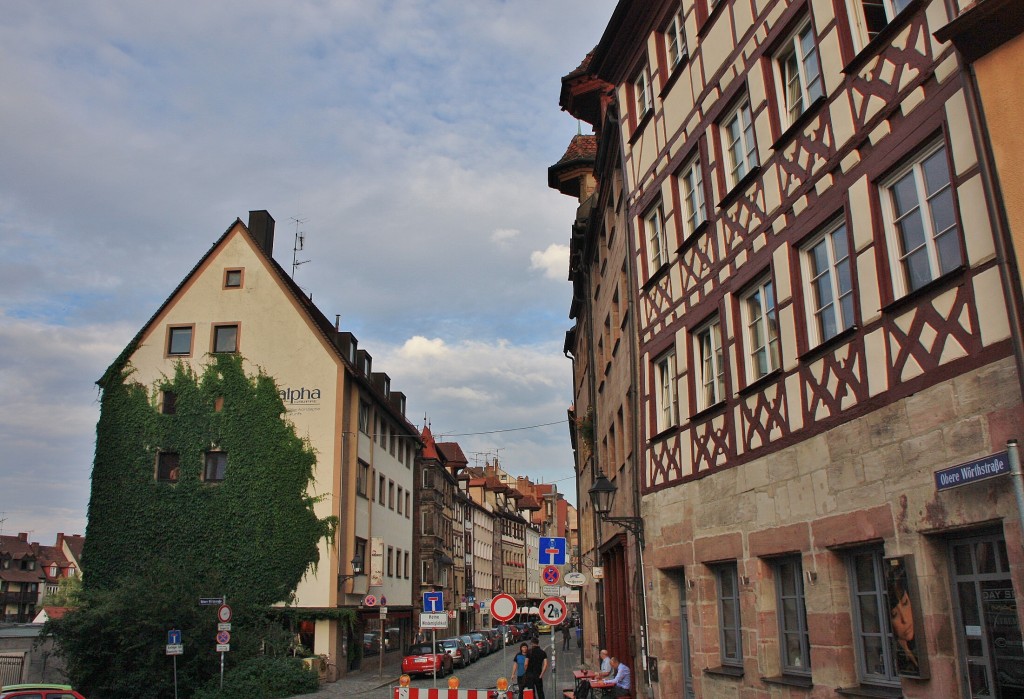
393, 688, 535, 699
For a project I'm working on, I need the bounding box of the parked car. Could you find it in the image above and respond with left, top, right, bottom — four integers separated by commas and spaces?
363, 632, 381, 655
535, 621, 552, 635
439, 637, 472, 668
401, 642, 453, 678
515, 621, 537, 640
1, 685, 87, 699
460, 634, 481, 662
476, 629, 499, 653
499, 624, 520, 644
468, 631, 490, 656
484, 628, 504, 649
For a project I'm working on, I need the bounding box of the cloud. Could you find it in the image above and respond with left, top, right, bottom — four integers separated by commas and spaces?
491, 228, 520, 246
530, 244, 570, 281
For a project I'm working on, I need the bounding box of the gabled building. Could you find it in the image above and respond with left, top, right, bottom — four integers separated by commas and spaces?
413, 426, 458, 636
91, 211, 419, 677
556, 1, 1024, 697
0, 533, 82, 623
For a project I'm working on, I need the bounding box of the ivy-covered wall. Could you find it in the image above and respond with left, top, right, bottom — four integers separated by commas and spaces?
84, 352, 336, 605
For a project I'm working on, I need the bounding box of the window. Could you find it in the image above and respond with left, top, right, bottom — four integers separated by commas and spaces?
404, 551, 410, 578
742, 276, 780, 380
774, 557, 811, 674
678, 154, 707, 237
856, 0, 913, 45
645, 203, 669, 272
355, 537, 367, 575
695, 317, 725, 410
665, 6, 687, 69
388, 480, 395, 510
204, 451, 227, 482
802, 220, 854, 344
357, 460, 369, 497
359, 400, 371, 434
157, 452, 180, 482
405, 492, 411, 518
387, 546, 394, 577
161, 390, 177, 415
224, 268, 243, 288
777, 21, 824, 126
654, 350, 679, 432
881, 143, 961, 296
722, 99, 758, 188
715, 563, 743, 666
378, 475, 386, 505
397, 486, 403, 514
212, 324, 238, 353
167, 326, 193, 356
847, 549, 899, 684
633, 67, 652, 121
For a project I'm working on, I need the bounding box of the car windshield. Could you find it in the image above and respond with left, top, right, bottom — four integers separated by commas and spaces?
407, 644, 436, 655
470, 633, 484, 640
461, 635, 474, 643
440, 639, 458, 648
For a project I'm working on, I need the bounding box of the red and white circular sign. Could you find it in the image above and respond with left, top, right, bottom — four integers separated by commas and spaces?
541, 565, 561, 585
539, 596, 567, 626
217, 604, 232, 623
490, 593, 518, 623
363, 594, 378, 607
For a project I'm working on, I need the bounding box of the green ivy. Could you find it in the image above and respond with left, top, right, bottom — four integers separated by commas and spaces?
49, 353, 338, 699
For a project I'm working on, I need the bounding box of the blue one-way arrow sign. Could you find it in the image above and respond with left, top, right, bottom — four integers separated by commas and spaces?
539, 537, 567, 566
423, 591, 444, 613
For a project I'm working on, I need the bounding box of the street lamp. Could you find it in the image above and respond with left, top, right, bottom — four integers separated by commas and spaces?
588, 474, 644, 547
338, 553, 365, 587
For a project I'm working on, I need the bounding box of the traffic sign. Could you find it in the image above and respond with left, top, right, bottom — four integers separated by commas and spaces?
364, 594, 378, 607
423, 590, 444, 613
542, 565, 561, 585
539, 537, 567, 566
216, 644, 230, 652
539, 597, 568, 626
217, 604, 232, 623
166, 644, 183, 656
218, 623, 231, 632
216, 630, 231, 645
564, 571, 587, 586
167, 630, 182, 645
542, 584, 561, 596
490, 593, 518, 623
420, 612, 448, 629
199, 597, 223, 605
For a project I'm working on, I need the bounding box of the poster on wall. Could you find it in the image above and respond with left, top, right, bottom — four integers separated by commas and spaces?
884, 555, 929, 679
370, 537, 384, 587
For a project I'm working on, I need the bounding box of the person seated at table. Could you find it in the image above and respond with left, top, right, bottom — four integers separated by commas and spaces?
595, 649, 612, 678
608, 657, 631, 698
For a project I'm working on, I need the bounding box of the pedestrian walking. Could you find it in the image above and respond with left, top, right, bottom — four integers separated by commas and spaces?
561, 623, 570, 650
511, 643, 529, 698
521, 637, 548, 699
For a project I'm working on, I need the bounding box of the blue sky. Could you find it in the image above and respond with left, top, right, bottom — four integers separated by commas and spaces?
0, 0, 616, 542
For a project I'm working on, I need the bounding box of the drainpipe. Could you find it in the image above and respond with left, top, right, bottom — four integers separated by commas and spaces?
1008, 442, 1024, 548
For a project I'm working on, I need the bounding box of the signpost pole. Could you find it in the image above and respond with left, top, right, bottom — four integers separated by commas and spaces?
220, 594, 226, 690
173, 655, 178, 699
379, 616, 384, 678
431, 629, 437, 688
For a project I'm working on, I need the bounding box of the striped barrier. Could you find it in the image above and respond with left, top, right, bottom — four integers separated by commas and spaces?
393, 688, 535, 699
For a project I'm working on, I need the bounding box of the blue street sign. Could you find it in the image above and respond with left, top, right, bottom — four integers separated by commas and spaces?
423, 591, 444, 613
539, 537, 567, 566
168, 629, 182, 645
935, 451, 1009, 491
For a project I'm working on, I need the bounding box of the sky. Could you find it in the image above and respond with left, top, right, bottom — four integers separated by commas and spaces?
0, 0, 617, 544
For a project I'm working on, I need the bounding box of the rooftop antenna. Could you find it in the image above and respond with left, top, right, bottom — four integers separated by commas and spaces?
290, 217, 310, 279
0, 512, 6, 536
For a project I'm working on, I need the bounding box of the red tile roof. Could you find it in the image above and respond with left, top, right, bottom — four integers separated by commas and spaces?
555, 135, 597, 167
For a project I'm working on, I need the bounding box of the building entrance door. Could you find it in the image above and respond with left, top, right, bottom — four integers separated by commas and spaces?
676, 572, 694, 698
949, 532, 1023, 698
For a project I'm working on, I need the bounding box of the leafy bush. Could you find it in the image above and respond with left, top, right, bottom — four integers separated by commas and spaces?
192, 656, 319, 699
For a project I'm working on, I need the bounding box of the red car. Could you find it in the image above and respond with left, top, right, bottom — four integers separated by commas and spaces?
1, 685, 87, 699
401, 642, 454, 678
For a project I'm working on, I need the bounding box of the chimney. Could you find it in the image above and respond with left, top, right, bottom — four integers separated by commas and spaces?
18, 532, 28, 542
248, 210, 275, 256
56, 533, 65, 549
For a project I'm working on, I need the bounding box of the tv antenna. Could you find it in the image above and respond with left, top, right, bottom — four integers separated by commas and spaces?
290, 217, 310, 279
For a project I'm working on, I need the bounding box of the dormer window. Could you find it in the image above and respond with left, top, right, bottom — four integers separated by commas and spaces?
50, 564, 58, 577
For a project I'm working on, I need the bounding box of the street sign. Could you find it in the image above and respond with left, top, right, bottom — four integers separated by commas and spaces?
165, 644, 183, 656
423, 591, 444, 613
420, 612, 448, 629
539, 597, 568, 626
542, 585, 561, 596
593, 566, 604, 580
564, 571, 587, 586
217, 604, 232, 623
218, 622, 231, 632
216, 644, 230, 652
539, 537, 567, 566
167, 630, 182, 645
447, 610, 457, 619
364, 594, 378, 607
199, 597, 223, 605
216, 630, 231, 645
541, 565, 561, 585
490, 593, 518, 623
935, 451, 1009, 491
380, 607, 387, 618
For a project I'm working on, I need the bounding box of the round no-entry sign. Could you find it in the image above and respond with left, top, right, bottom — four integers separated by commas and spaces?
217, 604, 232, 623
490, 593, 518, 623
539, 596, 568, 626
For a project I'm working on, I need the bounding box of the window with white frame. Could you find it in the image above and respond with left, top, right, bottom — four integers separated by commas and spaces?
881, 142, 961, 297
774, 557, 811, 675
847, 548, 900, 685
849, 0, 914, 47
679, 154, 706, 237
645, 203, 669, 272
722, 99, 758, 188
665, 5, 687, 69
715, 563, 743, 666
633, 67, 652, 121
358, 400, 371, 434
802, 220, 855, 345
695, 317, 725, 411
654, 350, 678, 432
742, 276, 780, 380
776, 20, 824, 126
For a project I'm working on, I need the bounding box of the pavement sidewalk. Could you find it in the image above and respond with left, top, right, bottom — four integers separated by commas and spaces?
305, 653, 404, 698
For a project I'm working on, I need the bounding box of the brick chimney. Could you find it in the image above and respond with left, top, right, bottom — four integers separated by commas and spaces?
248, 210, 275, 256
18, 532, 28, 542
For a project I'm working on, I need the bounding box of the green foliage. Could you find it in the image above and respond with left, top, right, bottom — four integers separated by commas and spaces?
49, 353, 337, 699
191, 656, 319, 699
45, 574, 83, 607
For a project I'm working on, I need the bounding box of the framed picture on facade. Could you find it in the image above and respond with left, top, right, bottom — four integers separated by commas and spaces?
884, 555, 929, 678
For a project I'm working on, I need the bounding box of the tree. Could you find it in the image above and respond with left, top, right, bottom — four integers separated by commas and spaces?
47, 353, 336, 699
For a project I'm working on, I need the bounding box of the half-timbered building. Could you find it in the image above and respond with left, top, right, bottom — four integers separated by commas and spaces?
555, 0, 1024, 697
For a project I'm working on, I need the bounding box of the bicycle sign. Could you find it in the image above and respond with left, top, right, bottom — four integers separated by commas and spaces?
539, 596, 568, 626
